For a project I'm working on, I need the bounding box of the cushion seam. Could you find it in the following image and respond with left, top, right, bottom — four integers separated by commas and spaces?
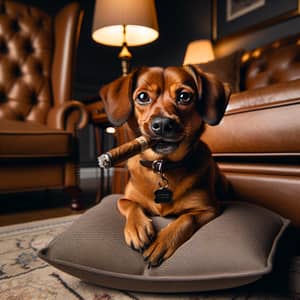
43, 257, 268, 280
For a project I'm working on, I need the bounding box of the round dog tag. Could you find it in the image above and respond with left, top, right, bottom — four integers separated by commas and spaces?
154, 187, 173, 203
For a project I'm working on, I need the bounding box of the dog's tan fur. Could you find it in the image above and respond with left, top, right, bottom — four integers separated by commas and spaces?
100, 66, 230, 267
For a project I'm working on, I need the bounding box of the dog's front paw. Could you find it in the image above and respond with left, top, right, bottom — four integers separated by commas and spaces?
124, 214, 156, 252
143, 227, 178, 268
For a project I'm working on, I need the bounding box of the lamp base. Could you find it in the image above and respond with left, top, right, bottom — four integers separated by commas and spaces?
118, 43, 132, 76
120, 58, 130, 76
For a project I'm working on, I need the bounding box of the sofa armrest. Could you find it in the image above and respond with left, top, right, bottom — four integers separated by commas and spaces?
47, 100, 89, 133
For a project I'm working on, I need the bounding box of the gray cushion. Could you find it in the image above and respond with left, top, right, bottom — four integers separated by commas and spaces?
39, 194, 289, 293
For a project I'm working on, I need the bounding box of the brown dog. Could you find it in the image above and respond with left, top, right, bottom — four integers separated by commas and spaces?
100, 66, 230, 267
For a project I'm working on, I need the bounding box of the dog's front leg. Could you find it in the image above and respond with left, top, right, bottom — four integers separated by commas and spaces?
118, 198, 156, 252
143, 208, 218, 267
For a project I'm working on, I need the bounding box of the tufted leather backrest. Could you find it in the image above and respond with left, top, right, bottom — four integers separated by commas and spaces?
0, 1, 82, 126
241, 34, 300, 91
0, 1, 53, 124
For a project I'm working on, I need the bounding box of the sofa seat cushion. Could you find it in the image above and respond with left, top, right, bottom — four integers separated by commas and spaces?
0, 119, 72, 158
39, 194, 290, 293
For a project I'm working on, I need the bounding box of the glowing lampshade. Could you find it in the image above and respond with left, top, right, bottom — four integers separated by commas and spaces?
92, 0, 159, 75
92, 0, 159, 46
183, 40, 215, 65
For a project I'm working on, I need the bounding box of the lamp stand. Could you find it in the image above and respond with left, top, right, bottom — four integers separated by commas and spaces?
118, 43, 132, 76
118, 25, 132, 76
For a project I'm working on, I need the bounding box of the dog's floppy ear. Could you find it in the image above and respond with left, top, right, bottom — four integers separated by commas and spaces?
99, 71, 137, 126
185, 65, 231, 125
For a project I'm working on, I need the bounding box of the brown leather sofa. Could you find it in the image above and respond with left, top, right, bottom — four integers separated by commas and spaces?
0, 1, 88, 209
202, 34, 300, 227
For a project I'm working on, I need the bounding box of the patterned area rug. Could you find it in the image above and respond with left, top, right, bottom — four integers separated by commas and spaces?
0, 215, 298, 299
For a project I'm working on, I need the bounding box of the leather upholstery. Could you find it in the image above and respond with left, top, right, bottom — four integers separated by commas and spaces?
0, 1, 52, 123
0, 120, 71, 158
202, 35, 300, 226
241, 34, 300, 90
0, 162, 65, 191
202, 102, 300, 155
227, 79, 300, 115
0, 1, 88, 202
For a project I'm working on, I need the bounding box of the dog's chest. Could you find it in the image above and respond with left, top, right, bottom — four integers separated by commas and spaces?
152, 202, 173, 216
132, 171, 198, 216
126, 154, 210, 216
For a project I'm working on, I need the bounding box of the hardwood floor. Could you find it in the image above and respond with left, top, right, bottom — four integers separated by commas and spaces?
0, 176, 99, 226
0, 206, 82, 226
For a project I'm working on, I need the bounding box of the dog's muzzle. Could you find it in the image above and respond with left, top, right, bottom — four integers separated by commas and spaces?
150, 117, 182, 139
150, 117, 183, 154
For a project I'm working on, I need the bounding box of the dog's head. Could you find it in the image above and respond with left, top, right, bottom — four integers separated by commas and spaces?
100, 66, 230, 161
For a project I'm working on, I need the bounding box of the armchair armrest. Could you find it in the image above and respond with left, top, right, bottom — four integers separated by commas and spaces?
47, 100, 89, 133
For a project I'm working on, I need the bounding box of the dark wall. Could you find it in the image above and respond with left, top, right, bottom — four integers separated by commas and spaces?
214, 7, 300, 56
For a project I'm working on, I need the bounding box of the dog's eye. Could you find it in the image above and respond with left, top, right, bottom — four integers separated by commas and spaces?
177, 91, 193, 105
136, 92, 152, 105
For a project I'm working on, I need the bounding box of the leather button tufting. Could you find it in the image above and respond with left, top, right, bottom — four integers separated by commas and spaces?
0, 0, 53, 123
31, 92, 38, 105
35, 62, 43, 75
23, 39, 34, 55
0, 91, 6, 102
0, 40, 8, 54
13, 64, 22, 77
244, 40, 300, 90
10, 19, 20, 32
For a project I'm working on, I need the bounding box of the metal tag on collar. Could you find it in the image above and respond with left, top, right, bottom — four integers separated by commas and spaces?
155, 176, 173, 203
155, 187, 173, 203
152, 160, 173, 203
152, 160, 164, 174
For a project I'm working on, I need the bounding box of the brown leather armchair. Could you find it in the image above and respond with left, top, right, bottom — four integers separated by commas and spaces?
0, 1, 88, 209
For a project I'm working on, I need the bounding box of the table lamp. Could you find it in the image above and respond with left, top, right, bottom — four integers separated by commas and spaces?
92, 0, 159, 76
183, 40, 215, 65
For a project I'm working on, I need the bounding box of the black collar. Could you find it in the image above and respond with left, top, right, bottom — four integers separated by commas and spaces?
140, 152, 194, 173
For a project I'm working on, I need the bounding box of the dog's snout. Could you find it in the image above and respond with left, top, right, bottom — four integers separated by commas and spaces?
151, 117, 181, 138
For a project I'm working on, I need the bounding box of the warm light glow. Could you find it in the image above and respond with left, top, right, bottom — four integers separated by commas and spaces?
183, 40, 215, 65
106, 127, 116, 134
92, 0, 159, 47
252, 49, 262, 58
242, 52, 250, 63
92, 25, 158, 47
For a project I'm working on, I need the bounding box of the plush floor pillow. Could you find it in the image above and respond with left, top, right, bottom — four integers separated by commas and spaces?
39, 194, 289, 293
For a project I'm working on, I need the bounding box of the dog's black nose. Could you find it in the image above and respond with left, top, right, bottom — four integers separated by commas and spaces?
151, 117, 181, 138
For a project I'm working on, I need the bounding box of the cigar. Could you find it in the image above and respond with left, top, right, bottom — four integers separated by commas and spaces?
98, 136, 154, 169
